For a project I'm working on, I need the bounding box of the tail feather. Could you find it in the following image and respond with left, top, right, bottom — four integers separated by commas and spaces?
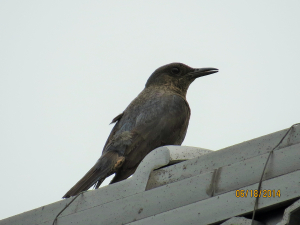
62, 152, 125, 198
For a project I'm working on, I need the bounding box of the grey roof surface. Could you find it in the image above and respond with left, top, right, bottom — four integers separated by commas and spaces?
1, 124, 300, 225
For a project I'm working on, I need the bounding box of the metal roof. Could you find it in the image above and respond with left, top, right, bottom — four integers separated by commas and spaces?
1, 124, 300, 225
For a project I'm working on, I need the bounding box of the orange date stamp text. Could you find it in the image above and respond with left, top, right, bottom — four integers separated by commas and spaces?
235, 189, 281, 198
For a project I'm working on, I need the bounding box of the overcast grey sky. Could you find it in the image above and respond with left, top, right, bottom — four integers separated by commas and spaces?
1, 1, 299, 220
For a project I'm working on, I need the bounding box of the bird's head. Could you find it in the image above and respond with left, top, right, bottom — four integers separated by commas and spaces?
145, 63, 218, 97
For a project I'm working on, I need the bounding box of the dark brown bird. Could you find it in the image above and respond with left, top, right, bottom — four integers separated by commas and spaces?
63, 63, 218, 198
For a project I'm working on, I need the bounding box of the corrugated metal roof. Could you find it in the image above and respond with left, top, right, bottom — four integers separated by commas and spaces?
1, 124, 300, 225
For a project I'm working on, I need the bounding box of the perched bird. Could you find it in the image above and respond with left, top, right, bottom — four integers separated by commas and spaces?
63, 63, 218, 198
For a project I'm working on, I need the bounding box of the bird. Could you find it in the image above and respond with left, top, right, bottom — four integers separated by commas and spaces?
63, 62, 218, 198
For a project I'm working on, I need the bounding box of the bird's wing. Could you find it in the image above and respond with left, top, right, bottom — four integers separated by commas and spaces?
110, 94, 190, 183
62, 94, 190, 198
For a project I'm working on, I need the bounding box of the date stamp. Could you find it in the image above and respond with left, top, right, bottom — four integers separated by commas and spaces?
235, 189, 281, 198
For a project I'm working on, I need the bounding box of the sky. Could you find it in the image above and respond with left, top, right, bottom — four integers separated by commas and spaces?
0, 1, 300, 220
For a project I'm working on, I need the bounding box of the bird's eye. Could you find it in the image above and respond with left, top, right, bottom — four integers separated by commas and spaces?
171, 67, 180, 74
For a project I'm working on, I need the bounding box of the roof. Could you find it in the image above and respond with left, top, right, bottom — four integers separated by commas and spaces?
1, 124, 300, 225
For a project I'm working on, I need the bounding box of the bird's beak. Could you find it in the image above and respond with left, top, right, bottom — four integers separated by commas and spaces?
190, 67, 219, 79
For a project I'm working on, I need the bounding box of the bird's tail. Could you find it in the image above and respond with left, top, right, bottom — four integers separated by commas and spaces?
62, 152, 125, 198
